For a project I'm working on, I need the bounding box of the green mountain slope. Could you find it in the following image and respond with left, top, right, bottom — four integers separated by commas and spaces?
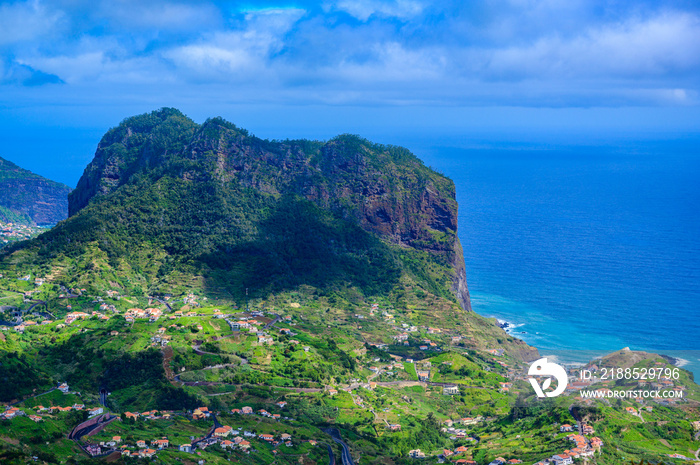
1, 109, 697, 465
0, 156, 70, 226
2, 108, 470, 308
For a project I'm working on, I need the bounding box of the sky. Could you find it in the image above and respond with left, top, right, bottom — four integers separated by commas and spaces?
1, 0, 699, 186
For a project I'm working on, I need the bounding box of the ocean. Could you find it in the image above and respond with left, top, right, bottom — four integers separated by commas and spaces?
420, 143, 700, 379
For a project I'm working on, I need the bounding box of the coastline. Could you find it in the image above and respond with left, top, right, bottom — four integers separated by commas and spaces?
492, 314, 697, 377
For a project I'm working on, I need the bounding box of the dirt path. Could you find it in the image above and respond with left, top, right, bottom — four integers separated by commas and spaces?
202, 384, 322, 396
162, 346, 177, 386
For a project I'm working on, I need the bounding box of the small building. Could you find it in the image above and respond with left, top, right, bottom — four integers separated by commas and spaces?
152, 438, 169, 449
443, 385, 459, 395
139, 448, 157, 458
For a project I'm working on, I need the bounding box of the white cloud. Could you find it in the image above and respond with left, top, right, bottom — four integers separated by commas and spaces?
1, 1, 699, 107
163, 8, 305, 81
0, 0, 66, 45
478, 11, 700, 80
22, 49, 170, 85
327, 0, 424, 21
94, 1, 220, 31
330, 41, 445, 83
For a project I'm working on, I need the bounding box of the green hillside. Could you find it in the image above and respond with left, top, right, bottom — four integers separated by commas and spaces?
1, 109, 697, 465
1, 108, 467, 307
0, 156, 70, 226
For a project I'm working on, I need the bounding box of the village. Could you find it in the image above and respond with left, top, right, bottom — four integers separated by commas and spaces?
1, 277, 698, 464
0, 220, 43, 247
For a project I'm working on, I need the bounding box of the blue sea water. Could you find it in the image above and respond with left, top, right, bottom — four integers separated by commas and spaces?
419, 143, 700, 379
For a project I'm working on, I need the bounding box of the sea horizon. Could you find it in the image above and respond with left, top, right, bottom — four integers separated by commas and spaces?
418, 142, 700, 380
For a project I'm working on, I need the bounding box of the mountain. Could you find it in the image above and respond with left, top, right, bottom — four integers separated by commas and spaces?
0, 156, 70, 226
3, 108, 471, 310
3, 109, 697, 465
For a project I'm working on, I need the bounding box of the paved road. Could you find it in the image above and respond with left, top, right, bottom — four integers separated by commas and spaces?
69, 414, 116, 441
264, 313, 281, 330
191, 413, 223, 450
8, 387, 56, 407
26, 300, 47, 312
148, 296, 173, 311
324, 428, 355, 465
325, 443, 336, 465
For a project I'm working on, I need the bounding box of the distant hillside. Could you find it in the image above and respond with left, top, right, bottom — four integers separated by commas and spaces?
0, 156, 70, 225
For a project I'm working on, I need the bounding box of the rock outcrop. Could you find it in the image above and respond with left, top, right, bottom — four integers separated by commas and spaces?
44, 108, 472, 309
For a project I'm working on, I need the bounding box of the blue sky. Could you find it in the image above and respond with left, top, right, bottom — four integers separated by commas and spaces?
1, 0, 700, 186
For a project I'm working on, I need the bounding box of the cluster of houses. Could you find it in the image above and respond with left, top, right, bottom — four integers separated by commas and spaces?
86, 436, 170, 458
442, 446, 480, 461
64, 310, 111, 325
41, 404, 103, 416
124, 307, 163, 323
1, 402, 103, 422
84, 401, 304, 459
442, 418, 482, 440
667, 453, 695, 461
499, 382, 513, 393
230, 401, 288, 419
124, 410, 173, 421
388, 330, 443, 351
0, 407, 25, 421
228, 317, 263, 331
149, 326, 173, 346
225, 315, 283, 346
484, 458, 522, 465
527, 425, 603, 465
182, 293, 199, 306
4, 318, 53, 333
0, 221, 38, 244
410, 449, 522, 465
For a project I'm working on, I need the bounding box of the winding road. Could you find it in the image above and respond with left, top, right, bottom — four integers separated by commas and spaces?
324, 443, 336, 465
323, 428, 355, 465
148, 296, 173, 311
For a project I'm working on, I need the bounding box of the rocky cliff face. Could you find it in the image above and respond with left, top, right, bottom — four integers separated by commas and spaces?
0, 156, 70, 225
66, 108, 471, 309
